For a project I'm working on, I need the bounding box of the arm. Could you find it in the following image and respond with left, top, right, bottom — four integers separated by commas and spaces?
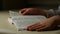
19, 8, 60, 17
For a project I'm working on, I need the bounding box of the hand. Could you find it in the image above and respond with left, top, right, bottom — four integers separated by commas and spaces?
26, 21, 54, 31
19, 8, 46, 16
54, 15, 60, 25
26, 16, 60, 31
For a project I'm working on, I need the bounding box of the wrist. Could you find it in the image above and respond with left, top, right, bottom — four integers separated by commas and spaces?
38, 9, 47, 17
52, 15, 60, 20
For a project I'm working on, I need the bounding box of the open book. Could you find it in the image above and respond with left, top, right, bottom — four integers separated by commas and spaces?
8, 11, 47, 31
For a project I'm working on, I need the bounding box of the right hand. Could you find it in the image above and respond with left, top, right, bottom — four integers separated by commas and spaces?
26, 16, 60, 31
19, 8, 46, 16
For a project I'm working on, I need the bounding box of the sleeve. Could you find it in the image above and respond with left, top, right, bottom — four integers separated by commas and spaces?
44, 9, 55, 18
55, 10, 60, 15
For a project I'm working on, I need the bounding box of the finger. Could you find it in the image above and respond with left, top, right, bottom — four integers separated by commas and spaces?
27, 24, 45, 31
27, 23, 40, 31
27, 23, 44, 31
22, 10, 28, 15
20, 8, 27, 13
35, 26, 48, 31
22, 9, 31, 15
32, 24, 46, 30
21, 9, 26, 13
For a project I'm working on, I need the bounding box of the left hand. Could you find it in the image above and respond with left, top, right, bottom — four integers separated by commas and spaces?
19, 8, 46, 16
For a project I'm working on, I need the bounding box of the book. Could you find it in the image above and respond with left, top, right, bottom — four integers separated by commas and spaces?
8, 11, 47, 31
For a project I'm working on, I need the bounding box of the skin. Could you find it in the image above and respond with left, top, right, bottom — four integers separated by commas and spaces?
26, 16, 60, 31
19, 8, 47, 16
19, 8, 60, 31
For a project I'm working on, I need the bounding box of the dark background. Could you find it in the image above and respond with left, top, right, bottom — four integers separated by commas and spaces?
0, 0, 3, 10
0, 0, 60, 10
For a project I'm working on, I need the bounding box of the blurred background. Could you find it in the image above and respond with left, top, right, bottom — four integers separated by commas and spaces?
0, 0, 60, 11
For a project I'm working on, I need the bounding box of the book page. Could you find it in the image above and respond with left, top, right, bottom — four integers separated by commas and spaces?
9, 11, 47, 31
